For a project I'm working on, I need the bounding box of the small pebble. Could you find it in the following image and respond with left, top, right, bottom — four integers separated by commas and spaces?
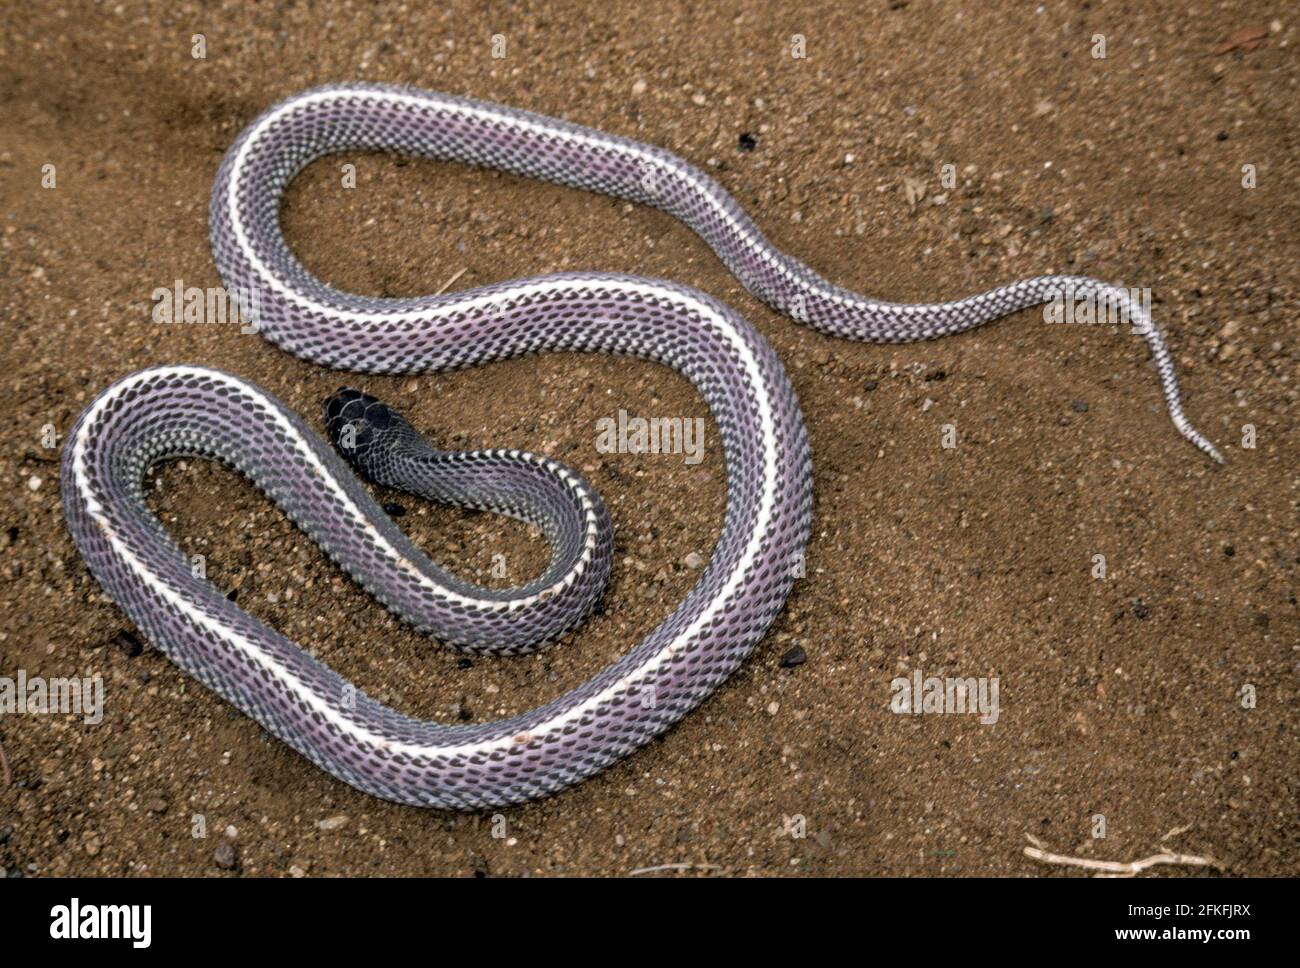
684, 552, 703, 569
383, 502, 407, 517
112, 629, 143, 657
27, 476, 42, 491
317, 815, 349, 832
213, 841, 238, 871
737, 132, 757, 152
1132, 601, 1150, 620
1070, 400, 1089, 413
779, 645, 807, 668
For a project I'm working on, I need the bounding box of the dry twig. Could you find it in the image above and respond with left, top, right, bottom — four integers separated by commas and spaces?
628, 862, 723, 876
434, 267, 468, 295
1023, 833, 1224, 878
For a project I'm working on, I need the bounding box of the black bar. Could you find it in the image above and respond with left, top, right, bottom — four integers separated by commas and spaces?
3, 875, 1281, 954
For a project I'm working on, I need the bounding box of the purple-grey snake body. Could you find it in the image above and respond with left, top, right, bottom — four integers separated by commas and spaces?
61, 84, 1219, 808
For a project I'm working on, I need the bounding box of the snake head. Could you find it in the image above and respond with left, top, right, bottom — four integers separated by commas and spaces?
323, 384, 431, 483
318, 384, 390, 459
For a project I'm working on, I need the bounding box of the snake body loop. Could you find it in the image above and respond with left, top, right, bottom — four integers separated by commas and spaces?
62, 84, 1219, 808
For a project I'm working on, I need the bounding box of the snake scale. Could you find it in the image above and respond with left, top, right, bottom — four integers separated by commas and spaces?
61, 84, 1220, 808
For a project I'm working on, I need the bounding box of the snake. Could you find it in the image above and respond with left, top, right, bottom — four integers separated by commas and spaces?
60, 83, 1222, 809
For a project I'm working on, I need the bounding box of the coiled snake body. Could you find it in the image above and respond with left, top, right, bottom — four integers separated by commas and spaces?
61, 84, 1220, 808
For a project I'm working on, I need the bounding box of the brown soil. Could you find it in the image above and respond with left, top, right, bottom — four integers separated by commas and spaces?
0, 2, 1295, 877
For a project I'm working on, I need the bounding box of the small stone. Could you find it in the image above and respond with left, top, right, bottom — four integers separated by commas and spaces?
457, 657, 473, 670
112, 630, 143, 657
26, 476, 42, 491
1132, 601, 1150, 620
631, 79, 647, 96
383, 502, 407, 517
289, 864, 307, 878
0, 825, 12, 845
779, 645, 807, 668
147, 799, 168, 815
213, 841, 238, 871
864, 380, 878, 391
684, 552, 703, 569
766, 701, 780, 715
737, 132, 757, 152
317, 815, 349, 832
1070, 400, 1089, 413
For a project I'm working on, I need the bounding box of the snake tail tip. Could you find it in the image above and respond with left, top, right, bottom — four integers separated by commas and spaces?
1199, 438, 1225, 465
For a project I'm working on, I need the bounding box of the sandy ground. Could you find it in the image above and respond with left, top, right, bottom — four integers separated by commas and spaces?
0, 1, 1295, 877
